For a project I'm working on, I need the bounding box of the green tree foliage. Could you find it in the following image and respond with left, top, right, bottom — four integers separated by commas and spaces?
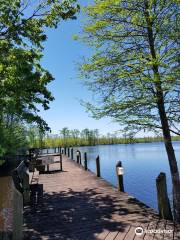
79, 0, 179, 134
0, 0, 79, 154
0, 114, 28, 155
78, 0, 180, 221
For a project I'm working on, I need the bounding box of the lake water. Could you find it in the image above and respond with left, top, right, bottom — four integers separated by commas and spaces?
73, 142, 180, 211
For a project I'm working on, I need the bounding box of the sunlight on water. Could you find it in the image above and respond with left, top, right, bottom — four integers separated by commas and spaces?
73, 142, 180, 210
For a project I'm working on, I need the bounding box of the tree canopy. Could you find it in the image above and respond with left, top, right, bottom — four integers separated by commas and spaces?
0, 0, 79, 130
79, 0, 179, 136
0, 0, 79, 154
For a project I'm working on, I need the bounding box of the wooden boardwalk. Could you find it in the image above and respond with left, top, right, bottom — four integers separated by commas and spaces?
23, 155, 180, 240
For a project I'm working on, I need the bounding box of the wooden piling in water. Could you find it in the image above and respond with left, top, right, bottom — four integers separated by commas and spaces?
156, 172, 173, 220
96, 155, 101, 177
116, 161, 124, 192
84, 152, 87, 170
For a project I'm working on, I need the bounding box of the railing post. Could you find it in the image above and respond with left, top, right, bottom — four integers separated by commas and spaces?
22, 169, 30, 205
116, 161, 124, 192
76, 150, 80, 164
68, 147, 70, 158
84, 152, 88, 170
156, 172, 173, 220
96, 155, 101, 177
71, 148, 73, 160
60, 153, 62, 171
79, 151, 82, 165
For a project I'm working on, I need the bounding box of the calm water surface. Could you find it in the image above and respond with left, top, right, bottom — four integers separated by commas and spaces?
73, 142, 180, 211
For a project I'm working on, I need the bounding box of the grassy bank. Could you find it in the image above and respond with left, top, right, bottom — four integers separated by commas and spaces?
30, 135, 180, 148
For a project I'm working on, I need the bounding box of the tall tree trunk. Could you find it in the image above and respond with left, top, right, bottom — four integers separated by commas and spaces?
144, 0, 180, 222
158, 100, 180, 222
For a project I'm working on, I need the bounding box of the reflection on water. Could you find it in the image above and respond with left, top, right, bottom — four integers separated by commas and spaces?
73, 142, 180, 210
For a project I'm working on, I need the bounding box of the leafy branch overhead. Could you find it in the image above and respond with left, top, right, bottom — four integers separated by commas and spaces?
0, 0, 80, 47
79, 0, 179, 136
0, 0, 80, 131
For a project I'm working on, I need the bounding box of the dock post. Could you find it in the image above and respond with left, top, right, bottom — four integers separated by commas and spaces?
60, 153, 62, 171
64, 147, 67, 155
71, 148, 73, 160
96, 155, 101, 177
22, 169, 30, 205
79, 151, 82, 165
76, 150, 80, 164
156, 172, 173, 220
84, 152, 88, 170
116, 161, 124, 192
68, 147, 70, 158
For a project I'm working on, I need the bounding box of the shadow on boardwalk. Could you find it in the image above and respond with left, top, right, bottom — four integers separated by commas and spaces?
24, 186, 151, 240
24, 157, 178, 240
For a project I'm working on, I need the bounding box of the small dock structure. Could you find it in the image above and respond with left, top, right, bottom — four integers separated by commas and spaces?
23, 149, 180, 240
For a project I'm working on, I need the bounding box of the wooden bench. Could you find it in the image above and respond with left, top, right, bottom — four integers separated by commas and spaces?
29, 168, 43, 205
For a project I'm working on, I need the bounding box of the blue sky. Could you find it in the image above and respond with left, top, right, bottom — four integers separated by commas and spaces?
39, 0, 122, 135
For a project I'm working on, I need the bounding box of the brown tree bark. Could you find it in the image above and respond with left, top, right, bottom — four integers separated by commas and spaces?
144, 0, 180, 222
157, 98, 180, 222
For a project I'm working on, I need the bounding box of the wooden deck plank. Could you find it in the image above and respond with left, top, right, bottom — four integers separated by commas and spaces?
143, 220, 159, 240
104, 231, 119, 240
23, 155, 179, 240
96, 230, 110, 240
123, 226, 136, 240
114, 226, 131, 240
153, 220, 166, 240
163, 222, 174, 240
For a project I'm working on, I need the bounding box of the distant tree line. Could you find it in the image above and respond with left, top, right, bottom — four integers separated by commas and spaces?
26, 127, 180, 148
